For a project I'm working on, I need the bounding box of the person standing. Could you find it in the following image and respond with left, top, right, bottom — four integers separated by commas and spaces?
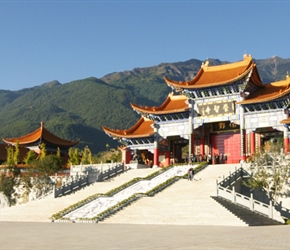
188, 167, 193, 181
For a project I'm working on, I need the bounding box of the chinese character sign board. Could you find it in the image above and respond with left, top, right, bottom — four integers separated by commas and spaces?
212, 121, 240, 133
197, 101, 235, 117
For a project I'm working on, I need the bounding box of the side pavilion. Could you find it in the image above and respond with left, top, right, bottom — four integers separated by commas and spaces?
2, 122, 79, 160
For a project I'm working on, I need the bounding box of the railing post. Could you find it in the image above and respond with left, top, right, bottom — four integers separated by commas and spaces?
250, 193, 254, 211
216, 180, 219, 196
53, 184, 56, 198
232, 186, 236, 203
78, 174, 81, 189
269, 201, 273, 219
70, 176, 74, 193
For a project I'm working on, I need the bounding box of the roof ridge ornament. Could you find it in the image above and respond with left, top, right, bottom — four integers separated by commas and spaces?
201, 60, 210, 68
243, 54, 252, 60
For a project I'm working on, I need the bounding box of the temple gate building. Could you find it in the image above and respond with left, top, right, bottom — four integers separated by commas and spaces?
103, 54, 290, 167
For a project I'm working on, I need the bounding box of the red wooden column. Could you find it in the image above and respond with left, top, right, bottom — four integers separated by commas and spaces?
153, 148, 159, 167
239, 93, 246, 162
188, 99, 194, 158
284, 137, 289, 154
125, 148, 132, 164
250, 131, 255, 156
191, 134, 195, 156
172, 140, 176, 163
283, 109, 289, 153
164, 150, 170, 166
153, 124, 160, 168
200, 137, 205, 156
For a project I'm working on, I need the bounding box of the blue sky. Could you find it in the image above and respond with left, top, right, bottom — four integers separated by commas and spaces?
1, 0, 290, 91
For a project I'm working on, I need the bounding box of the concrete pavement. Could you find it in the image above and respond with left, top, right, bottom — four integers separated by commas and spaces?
1, 164, 290, 249
0, 222, 289, 249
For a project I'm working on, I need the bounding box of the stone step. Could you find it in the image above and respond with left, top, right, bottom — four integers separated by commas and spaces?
102, 164, 248, 226
212, 196, 283, 226
0, 167, 160, 222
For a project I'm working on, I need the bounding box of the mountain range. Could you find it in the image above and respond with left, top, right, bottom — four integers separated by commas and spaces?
0, 56, 289, 154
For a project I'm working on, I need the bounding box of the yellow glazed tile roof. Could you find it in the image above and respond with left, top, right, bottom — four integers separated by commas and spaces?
165, 54, 263, 89
102, 117, 154, 139
130, 93, 189, 114
237, 76, 290, 104
2, 122, 79, 147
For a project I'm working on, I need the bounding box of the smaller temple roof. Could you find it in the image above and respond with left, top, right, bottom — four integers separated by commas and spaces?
164, 54, 263, 89
102, 117, 154, 139
237, 76, 290, 105
130, 93, 189, 115
2, 122, 79, 147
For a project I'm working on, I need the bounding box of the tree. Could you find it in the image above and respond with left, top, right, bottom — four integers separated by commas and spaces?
57, 147, 61, 158
23, 150, 37, 165
39, 143, 47, 159
4, 141, 21, 165
244, 139, 290, 204
13, 141, 20, 165
34, 154, 62, 178
5, 146, 14, 166
0, 173, 15, 204
93, 148, 122, 163
68, 147, 80, 165
81, 146, 92, 164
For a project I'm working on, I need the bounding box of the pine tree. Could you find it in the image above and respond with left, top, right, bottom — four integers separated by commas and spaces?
6, 146, 14, 166
23, 150, 37, 165
68, 148, 80, 165
81, 146, 92, 164
13, 141, 20, 165
39, 143, 47, 159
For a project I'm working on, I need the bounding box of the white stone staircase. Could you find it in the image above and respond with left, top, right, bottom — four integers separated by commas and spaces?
102, 164, 248, 226
0, 168, 159, 222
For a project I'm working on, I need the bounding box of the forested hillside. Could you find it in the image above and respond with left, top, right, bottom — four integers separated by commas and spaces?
0, 56, 289, 154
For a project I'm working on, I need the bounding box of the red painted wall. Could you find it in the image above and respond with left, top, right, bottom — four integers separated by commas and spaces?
211, 133, 241, 164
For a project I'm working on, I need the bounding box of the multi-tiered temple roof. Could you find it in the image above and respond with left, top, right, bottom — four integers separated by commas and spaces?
237, 76, 290, 104
103, 117, 154, 140
130, 93, 188, 115
103, 93, 189, 140
164, 54, 263, 90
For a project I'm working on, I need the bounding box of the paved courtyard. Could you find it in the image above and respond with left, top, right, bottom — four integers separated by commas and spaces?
0, 222, 289, 249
